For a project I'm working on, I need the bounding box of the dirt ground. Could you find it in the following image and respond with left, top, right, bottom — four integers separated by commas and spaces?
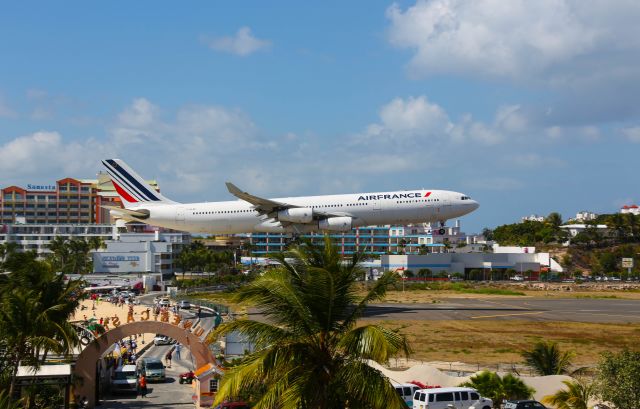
193, 283, 640, 368
369, 318, 640, 368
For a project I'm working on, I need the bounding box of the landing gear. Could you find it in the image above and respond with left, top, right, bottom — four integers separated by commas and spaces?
438, 220, 446, 235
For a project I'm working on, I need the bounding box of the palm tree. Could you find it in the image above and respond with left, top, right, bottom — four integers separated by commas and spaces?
208, 236, 411, 408
47, 236, 70, 272
460, 371, 534, 408
522, 341, 574, 375
0, 259, 82, 397
542, 380, 594, 409
87, 236, 104, 252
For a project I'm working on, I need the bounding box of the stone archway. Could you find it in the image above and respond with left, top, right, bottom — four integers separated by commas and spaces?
73, 321, 215, 408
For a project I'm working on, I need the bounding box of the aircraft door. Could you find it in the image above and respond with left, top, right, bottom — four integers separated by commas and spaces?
175, 207, 185, 223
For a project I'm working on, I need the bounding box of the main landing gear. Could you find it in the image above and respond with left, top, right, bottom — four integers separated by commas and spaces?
438, 220, 446, 235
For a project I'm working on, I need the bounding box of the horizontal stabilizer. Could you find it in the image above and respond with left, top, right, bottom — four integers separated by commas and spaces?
102, 205, 150, 219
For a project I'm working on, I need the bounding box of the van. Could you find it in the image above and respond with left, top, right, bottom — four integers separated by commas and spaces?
412, 387, 493, 409
393, 383, 421, 407
137, 357, 166, 382
111, 364, 138, 394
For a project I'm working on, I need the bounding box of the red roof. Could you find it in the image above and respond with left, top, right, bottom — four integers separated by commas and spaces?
631, 205, 639, 209
623, 205, 629, 209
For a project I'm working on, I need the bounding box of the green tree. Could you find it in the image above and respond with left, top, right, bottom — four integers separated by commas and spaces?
417, 268, 432, 280
207, 237, 411, 408
47, 236, 70, 272
0, 259, 82, 398
87, 235, 104, 252
521, 341, 574, 375
542, 379, 594, 409
460, 371, 534, 408
597, 349, 640, 409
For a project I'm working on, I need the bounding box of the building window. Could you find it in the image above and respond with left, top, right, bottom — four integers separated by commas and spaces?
209, 379, 219, 393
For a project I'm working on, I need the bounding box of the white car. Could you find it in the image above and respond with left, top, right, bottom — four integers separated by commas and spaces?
153, 335, 172, 346
157, 299, 170, 308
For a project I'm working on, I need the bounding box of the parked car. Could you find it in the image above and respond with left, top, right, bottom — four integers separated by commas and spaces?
153, 335, 172, 346
213, 402, 250, 409
137, 357, 166, 382
412, 387, 492, 409
111, 364, 138, 394
505, 400, 547, 409
179, 370, 195, 384
178, 300, 191, 310
393, 383, 420, 407
157, 298, 170, 308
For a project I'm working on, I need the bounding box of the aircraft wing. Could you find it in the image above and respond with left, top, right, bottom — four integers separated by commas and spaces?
102, 205, 150, 219
225, 182, 351, 220
225, 182, 292, 214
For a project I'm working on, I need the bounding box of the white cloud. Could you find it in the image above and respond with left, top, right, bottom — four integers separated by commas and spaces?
362, 95, 507, 146
0, 96, 16, 118
386, 0, 640, 84
204, 27, 271, 56
622, 126, 640, 143
0, 131, 105, 178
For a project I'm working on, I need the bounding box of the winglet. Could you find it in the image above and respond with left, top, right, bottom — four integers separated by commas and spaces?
225, 182, 244, 197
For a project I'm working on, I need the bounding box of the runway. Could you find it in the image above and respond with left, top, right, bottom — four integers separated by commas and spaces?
362, 297, 640, 323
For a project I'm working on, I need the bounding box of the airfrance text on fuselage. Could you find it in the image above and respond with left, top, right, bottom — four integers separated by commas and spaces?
358, 192, 429, 201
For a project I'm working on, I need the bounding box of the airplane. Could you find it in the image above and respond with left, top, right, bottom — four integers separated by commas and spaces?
101, 159, 479, 234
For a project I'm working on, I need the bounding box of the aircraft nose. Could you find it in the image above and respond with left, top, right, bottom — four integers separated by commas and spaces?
470, 200, 480, 211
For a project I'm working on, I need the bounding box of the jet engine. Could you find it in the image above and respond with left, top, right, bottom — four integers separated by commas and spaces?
277, 208, 313, 223
318, 216, 352, 231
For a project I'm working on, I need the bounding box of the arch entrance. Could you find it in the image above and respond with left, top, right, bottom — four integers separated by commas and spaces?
73, 320, 215, 408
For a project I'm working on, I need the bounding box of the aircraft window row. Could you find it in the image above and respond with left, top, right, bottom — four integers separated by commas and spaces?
193, 210, 255, 215
396, 198, 440, 204
311, 203, 368, 208
460, 196, 471, 200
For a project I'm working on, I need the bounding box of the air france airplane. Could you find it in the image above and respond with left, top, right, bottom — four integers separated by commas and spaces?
101, 159, 479, 234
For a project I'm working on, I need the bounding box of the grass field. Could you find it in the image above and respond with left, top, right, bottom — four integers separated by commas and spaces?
189, 283, 640, 367
368, 318, 640, 367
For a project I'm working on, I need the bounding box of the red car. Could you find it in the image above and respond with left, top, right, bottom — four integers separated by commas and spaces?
178, 370, 195, 384
214, 403, 249, 409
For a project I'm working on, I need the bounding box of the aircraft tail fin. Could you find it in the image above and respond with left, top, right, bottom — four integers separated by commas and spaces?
101, 159, 176, 208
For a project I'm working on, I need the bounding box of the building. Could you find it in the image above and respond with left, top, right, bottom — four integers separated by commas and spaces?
560, 223, 610, 238
574, 211, 597, 222
382, 252, 563, 276
521, 214, 544, 223
0, 223, 115, 255
621, 205, 640, 216
92, 231, 190, 274
0, 172, 160, 225
248, 220, 481, 256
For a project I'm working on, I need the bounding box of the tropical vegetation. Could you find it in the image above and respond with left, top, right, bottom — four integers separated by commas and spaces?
542, 379, 594, 409
521, 341, 575, 376
46, 236, 103, 274
207, 237, 411, 408
460, 371, 534, 408
596, 349, 640, 409
0, 250, 83, 407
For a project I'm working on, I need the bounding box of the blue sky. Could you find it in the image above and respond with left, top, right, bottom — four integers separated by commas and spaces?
1, 0, 639, 232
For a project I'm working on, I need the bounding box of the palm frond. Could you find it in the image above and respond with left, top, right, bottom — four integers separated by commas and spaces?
338, 324, 411, 363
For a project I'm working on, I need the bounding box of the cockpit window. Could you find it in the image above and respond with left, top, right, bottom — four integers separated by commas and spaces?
460, 196, 471, 200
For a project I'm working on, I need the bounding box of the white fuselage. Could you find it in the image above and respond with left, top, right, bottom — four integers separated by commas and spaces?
123, 189, 479, 234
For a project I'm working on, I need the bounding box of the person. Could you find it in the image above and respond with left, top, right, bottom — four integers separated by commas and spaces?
165, 349, 172, 368
197, 306, 202, 318
138, 374, 147, 398
175, 343, 182, 360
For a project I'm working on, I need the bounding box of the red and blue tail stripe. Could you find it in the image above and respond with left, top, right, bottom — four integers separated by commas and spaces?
101, 159, 173, 206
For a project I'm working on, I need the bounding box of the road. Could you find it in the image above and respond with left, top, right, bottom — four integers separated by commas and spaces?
100, 293, 219, 408
359, 297, 640, 323
101, 342, 197, 408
